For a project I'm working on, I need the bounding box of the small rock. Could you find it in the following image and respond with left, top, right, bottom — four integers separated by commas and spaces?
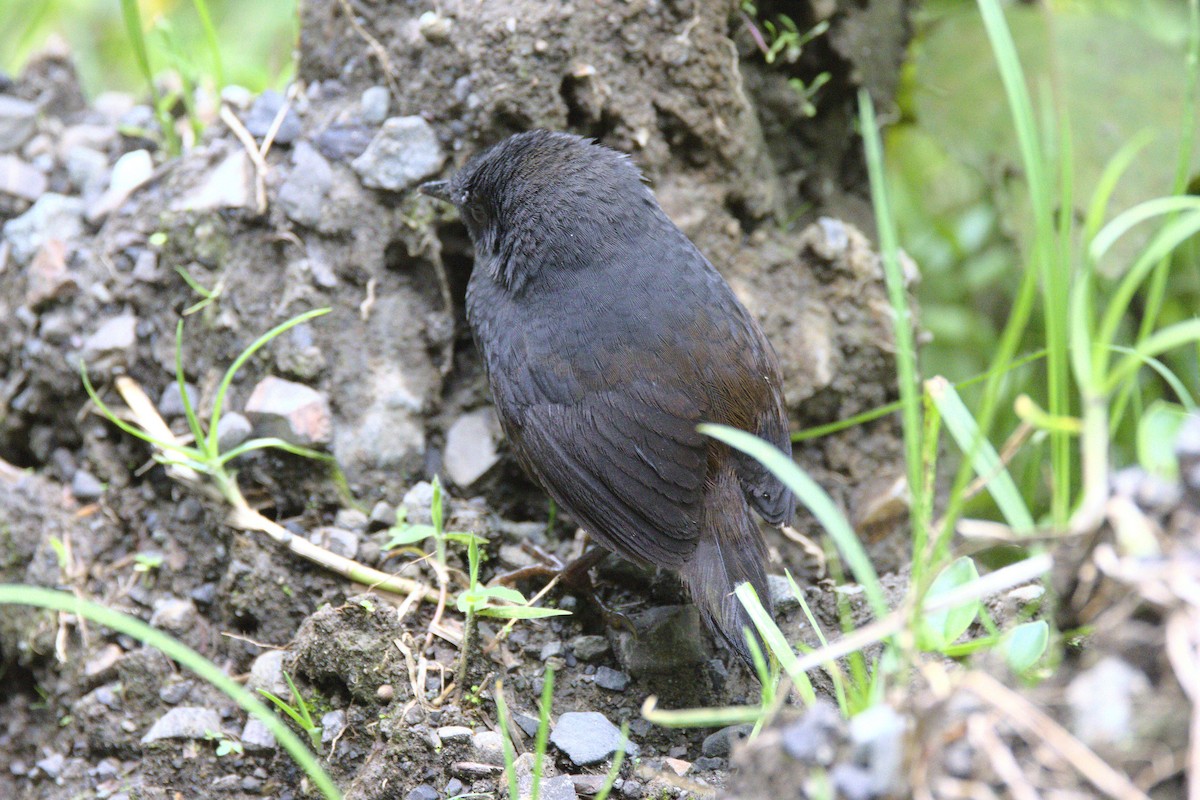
352, 116, 445, 192
88, 149, 153, 222
71, 469, 104, 501
405, 786, 438, 800
309, 527, 359, 560
170, 148, 254, 212
246, 650, 289, 697
314, 124, 374, 162
401, 481, 436, 524
0, 153, 46, 201
443, 778, 465, 797
691, 756, 725, 772
781, 700, 842, 764
241, 718, 277, 753
3, 193, 84, 264
149, 598, 198, 634
84, 643, 123, 679
615, 605, 707, 677
443, 408, 502, 487
369, 501, 396, 529
472, 730, 505, 765
25, 239, 74, 307
320, 710, 346, 744
141, 706, 223, 743
0, 94, 37, 152
830, 762, 876, 800
360, 86, 390, 124
768, 573, 801, 612
849, 703, 907, 796
64, 145, 108, 195
279, 141, 332, 227
219, 85, 254, 109
540, 640, 564, 661
571, 635, 609, 662
242, 90, 301, 145
550, 712, 638, 767
418, 10, 454, 42
245, 376, 333, 448
376, 684, 394, 703
702, 724, 751, 759
570, 775, 607, 795
215, 412, 253, 451
82, 314, 137, 366
1067, 656, 1149, 746
525, 775, 577, 800
437, 725, 472, 743
514, 712, 541, 739
158, 382, 199, 418
158, 680, 192, 704
34, 752, 64, 779
335, 508, 369, 532
662, 757, 691, 776
594, 666, 630, 692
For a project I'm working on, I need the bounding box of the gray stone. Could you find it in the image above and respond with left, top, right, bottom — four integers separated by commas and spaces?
3, 193, 84, 264
242, 90, 301, 145
513, 712, 541, 739
0, 153, 46, 201
34, 752, 64, 779
149, 598, 198, 634
88, 149, 153, 222
352, 116, 445, 191
219, 84, 254, 109
615, 605, 707, 677
443, 407, 502, 487
279, 141, 332, 227
309, 527, 359, 560
830, 763, 875, 800
594, 666, 630, 692
549, 711, 637, 766
691, 756, 725, 771
360, 86, 390, 124
405, 786, 438, 800
443, 779, 465, 797
82, 314, 137, 364
320, 709, 346, 744
241, 717, 277, 753
570, 634, 609, 662
245, 650, 289, 697
335, 508, 369, 532
170, 149, 254, 212
0, 94, 37, 152
158, 382, 199, 418
216, 412, 253, 452
437, 725, 472, 743
702, 723, 751, 758
768, 573, 801, 612
315, 124, 374, 162
471, 729, 505, 765
245, 376, 333, 448
140, 706, 223, 743
401, 481, 436, 524
71, 469, 104, 501
849, 703, 907, 797
64, 146, 108, 196
1067, 656, 1148, 746
524, 775, 577, 800
539, 640, 564, 661
370, 501, 396, 528
781, 700, 841, 764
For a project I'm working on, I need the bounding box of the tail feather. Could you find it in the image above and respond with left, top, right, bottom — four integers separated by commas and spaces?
681, 468, 772, 672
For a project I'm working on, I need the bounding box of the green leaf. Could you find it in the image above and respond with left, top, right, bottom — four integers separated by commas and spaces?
919, 557, 981, 651
384, 524, 437, 548
1137, 401, 1189, 481
1002, 620, 1049, 675
473, 585, 529, 604
477, 606, 572, 619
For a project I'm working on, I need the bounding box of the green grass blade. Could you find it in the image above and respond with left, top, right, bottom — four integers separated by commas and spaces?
735, 583, 817, 705
531, 667, 554, 800
927, 378, 1035, 534
492, 682, 521, 800
700, 424, 888, 619
1106, 319, 1200, 393
1083, 131, 1157, 244
0, 585, 340, 799
1089, 198, 1200, 262
174, 319, 207, 453
189, 0, 225, 88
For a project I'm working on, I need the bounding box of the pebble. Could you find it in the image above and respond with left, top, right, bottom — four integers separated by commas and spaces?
781, 700, 841, 764
513, 712, 541, 739
691, 756, 725, 772
768, 573, 801, 612
140, 706, 223, 743
157, 382, 199, 418
0, 153, 46, 201
88, 148, 153, 222
0, 94, 37, 152
539, 640, 564, 661
1067, 656, 1148, 746
321, 710, 347, 744
170, 148, 254, 212
219, 84, 254, 109
702, 723, 751, 759
549, 711, 638, 766
148, 598, 198, 634
279, 141, 332, 227
25, 239, 74, 308
593, 666, 630, 692
471, 730, 505, 765
64, 146, 108, 195
615, 605, 706, 677
334, 507, 369, 531
158, 680, 192, 704
245, 650, 289, 697
437, 725, 472, 743
309, 526, 359, 560
215, 412, 253, 451
401, 481, 436, 524
360, 86, 390, 124
352, 116, 445, 192
71, 469, 104, 501
369, 500, 396, 529
3, 192, 85, 264
245, 376, 333, 448
34, 752, 64, 779
405, 786, 438, 800
241, 717, 277, 752
84, 643, 123, 679
570, 634, 609, 662
830, 762, 876, 800
849, 703, 907, 796
82, 314, 137, 364
527, 775, 578, 800
314, 124, 374, 162
242, 89, 302, 145
443, 778, 465, 797
443, 407, 502, 487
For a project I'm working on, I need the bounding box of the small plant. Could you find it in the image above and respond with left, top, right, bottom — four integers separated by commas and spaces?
133, 552, 164, 573
258, 671, 322, 749
739, 2, 831, 116
205, 729, 244, 757
175, 265, 223, 316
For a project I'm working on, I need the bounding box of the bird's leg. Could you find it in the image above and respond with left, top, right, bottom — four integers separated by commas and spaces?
494, 545, 635, 634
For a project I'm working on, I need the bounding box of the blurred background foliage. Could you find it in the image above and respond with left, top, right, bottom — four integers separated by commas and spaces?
3, 0, 1197, 519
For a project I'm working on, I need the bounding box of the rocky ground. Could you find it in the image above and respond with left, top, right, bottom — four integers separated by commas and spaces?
0, 1, 1195, 799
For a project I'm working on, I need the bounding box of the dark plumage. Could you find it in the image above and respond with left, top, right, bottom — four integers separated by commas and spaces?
420, 130, 795, 668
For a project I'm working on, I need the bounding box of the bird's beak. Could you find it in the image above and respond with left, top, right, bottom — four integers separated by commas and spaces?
419, 180, 452, 203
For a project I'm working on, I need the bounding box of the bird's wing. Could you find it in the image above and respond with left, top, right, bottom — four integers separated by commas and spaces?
502, 379, 708, 570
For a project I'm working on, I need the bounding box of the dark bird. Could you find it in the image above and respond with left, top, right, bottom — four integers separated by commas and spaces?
421, 130, 795, 668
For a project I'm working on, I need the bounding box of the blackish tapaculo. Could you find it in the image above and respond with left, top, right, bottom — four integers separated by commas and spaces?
420, 130, 795, 667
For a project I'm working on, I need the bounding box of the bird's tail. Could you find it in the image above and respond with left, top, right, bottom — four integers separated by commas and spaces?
680, 467, 772, 673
